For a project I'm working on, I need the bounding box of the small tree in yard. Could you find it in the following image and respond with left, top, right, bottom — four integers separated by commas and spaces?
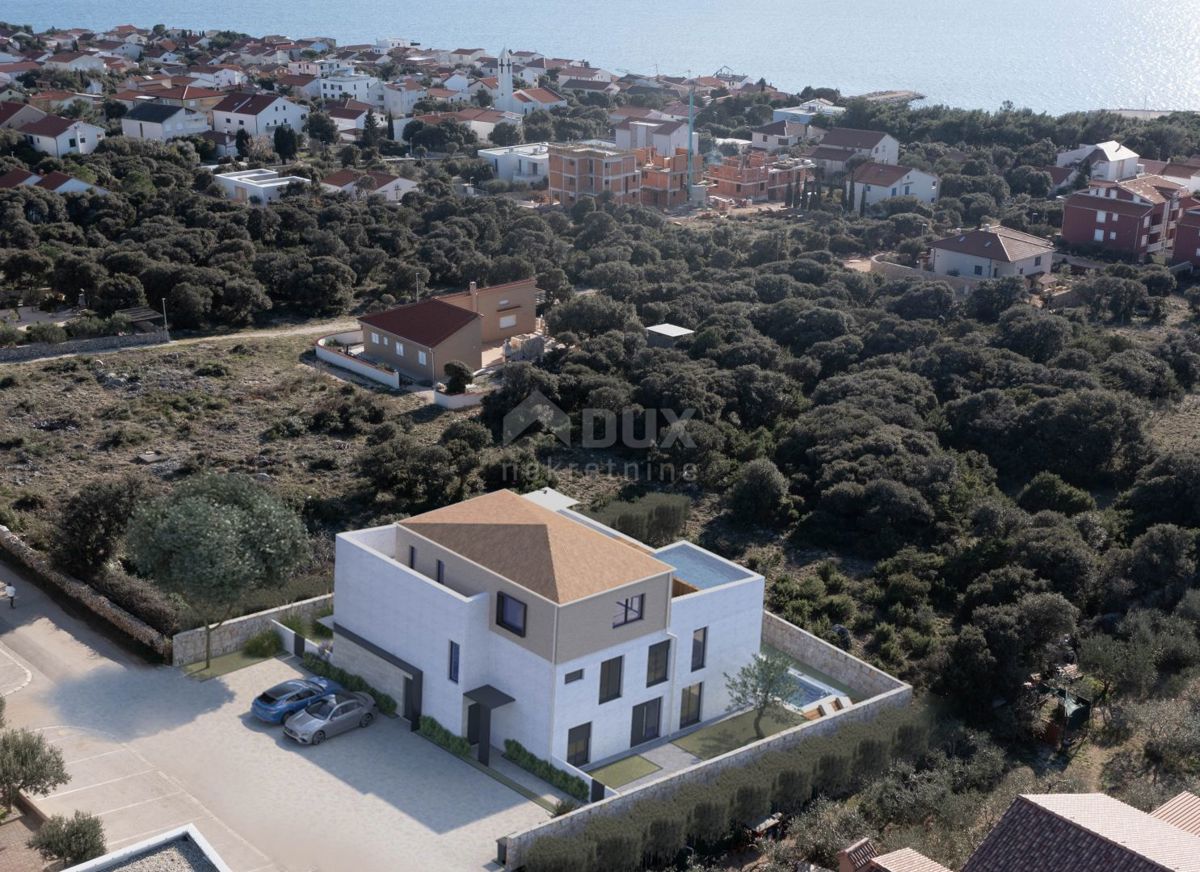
127, 474, 310, 668
29, 810, 105, 865
443, 360, 472, 394
0, 729, 69, 811
54, 475, 150, 580
724, 651, 794, 738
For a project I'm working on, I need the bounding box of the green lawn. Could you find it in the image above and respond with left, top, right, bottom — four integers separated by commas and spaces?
183, 650, 271, 681
589, 754, 661, 788
672, 708, 802, 760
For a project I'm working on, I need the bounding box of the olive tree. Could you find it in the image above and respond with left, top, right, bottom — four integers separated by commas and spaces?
0, 729, 69, 811
127, 474, 310, 667
724, 650, 794, 738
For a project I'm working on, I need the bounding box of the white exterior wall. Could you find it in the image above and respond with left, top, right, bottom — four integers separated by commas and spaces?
213, 98, 307, 137
478, 143, 549, 182
320, 75, 383, 107
120, 111, 208, 141
931, 247, 1048, 279
858, 169, 939, 208
871, 135, 900, 165
25, 122, 105, 156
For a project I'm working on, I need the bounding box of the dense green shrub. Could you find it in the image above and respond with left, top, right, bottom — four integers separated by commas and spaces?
523, 834, 596, 872
419, 715, 471, 756
642, 810, 686, 866
503, 739, 589, 801
28, 811, 105, 865
587, 493, 691, 546
301, 653, 398, 716
583, 817, 641, 871
244, 629, 282, 658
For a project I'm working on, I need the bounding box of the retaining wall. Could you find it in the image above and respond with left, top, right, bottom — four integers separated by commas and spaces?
0, 330, 169, 364
0, 527, 170, 656
762, 612, 905, 700
314, 331, 401, 389
434, 389, 485, 409
868, 256, 981, 296
499, 616, 912, 869
171, 594, 333, 666
271, 618, 331, 661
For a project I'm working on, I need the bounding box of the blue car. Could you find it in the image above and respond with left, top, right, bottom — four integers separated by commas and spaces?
251, 678, 342, 724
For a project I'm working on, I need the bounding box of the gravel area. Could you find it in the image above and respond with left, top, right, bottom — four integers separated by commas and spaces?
88, 835, 219, 871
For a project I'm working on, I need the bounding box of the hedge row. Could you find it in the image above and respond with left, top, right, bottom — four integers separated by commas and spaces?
504, 739, 590, 802
301, 653, 399, 716
522, 704, 932, 872
419, 715, 472, 756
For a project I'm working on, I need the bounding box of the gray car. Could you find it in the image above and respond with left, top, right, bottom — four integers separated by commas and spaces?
283, 691, 376, 745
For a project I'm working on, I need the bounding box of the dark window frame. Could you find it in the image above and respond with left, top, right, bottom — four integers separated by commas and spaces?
448, 640, 460, 684
599, 656, 623, 704
496, 592, 527, 638
680, 682, 703, 727
566, 722, 591, 766
436, 559, 445, 584
691, 627, 708, 671
630, 697, 662, 746
613, 593, 645, 628
646, 640, 670, 687
564, 669, 584, 684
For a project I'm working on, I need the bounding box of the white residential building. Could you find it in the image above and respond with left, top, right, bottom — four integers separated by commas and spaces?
383, 80, 427, 116
120, 102, 208, 141
19, 115, 105, 156
1056, 140, 1140, 183
930, 225, 1055, 280
847, 162, 939, 210
320, 168, 418, 201
320, 74, 384, 108
478, 142, 550, 183
211, 92, 307, 138
213, 168, 312, 204
330, 489, 765, 769
614, 118, 697, 156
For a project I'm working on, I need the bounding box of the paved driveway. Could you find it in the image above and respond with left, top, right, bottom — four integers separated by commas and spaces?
0, 565, 550, 871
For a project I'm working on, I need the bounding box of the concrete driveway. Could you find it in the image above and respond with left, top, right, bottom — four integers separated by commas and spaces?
0, 564, 550, 871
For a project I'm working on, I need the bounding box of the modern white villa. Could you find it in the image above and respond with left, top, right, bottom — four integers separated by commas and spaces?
330, 488, 768, 778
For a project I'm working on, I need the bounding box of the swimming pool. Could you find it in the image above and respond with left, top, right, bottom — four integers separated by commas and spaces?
786, 669, 839, 709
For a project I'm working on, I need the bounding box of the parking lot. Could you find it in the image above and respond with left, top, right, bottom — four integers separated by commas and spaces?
0, 570, 551, 872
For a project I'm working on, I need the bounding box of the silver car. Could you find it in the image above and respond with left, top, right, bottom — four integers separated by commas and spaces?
283, 691, 376, 745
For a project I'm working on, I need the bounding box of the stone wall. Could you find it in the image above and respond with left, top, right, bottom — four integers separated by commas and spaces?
0, 526, 170, 657
500, 682, 912, 869
171, 594, 332, 666
762, 612, 906, 700
314, 331, 401, 389
0, 330, 169, 364
868, 256, 980, 296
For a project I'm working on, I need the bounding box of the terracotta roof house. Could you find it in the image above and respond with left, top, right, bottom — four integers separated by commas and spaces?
1055, 139, 1140, 182
320, 169, 418, 202
17, 113, 105, 156
815, 126, 900, 164
961, 793, 1200, 872
0, 99, 43, 130
358, 298, 482, 384
0, 167, 103, 194
930, 225, 1054, 280
848, 161, 939, 210
212, 91, 307, 137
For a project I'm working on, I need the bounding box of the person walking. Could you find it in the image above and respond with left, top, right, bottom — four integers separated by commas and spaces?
4, 583, 13, 609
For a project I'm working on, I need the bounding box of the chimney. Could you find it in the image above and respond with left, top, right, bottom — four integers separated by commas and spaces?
838, 838, 879, 872
468, 280, 478, 312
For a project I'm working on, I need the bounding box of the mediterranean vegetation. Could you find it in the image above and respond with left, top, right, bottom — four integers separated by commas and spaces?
2, 86, 1200, 867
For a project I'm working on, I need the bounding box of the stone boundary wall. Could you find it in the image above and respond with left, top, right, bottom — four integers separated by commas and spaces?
762, 612, 905, 700
0, 330, 169, 364
500, 618, 913, 869
500, 683, 912, 869
314, 331, 401, 389
171, 594, 332, 666
868, 256, 980, 296
0, 527, 170, 657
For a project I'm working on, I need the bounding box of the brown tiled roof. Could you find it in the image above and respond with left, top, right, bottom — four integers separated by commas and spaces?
852, 161, 920, 187
213, 92, 279, 115
1153, 792, 1200, 838
870, 848, 953, 872
0, 168, 37, 188
0, 100, 41, 126
35, 170, 73, 190
820, 127, 890, 149
516, 87, 563, 104
359, 298, 479, 348
931, 225, 1053, 263
962, 794, 1200, 872
18, 114, 77, 137
808, 144, 858, 162
400, 490, 672, 603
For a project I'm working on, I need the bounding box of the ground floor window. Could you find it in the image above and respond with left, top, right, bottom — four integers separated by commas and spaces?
567, 722, 591, 766
680, 682, 702, 728
630, 697, 662, 747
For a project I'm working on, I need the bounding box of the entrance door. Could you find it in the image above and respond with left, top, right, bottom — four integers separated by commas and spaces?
630, 697, 662, 747
466, 702, 481, 745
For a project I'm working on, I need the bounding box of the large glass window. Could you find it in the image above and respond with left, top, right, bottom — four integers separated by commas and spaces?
680, 682, 703, 727
630, 697, 661, 746
599, 656, 623, 704
613, 594, 645, 628
646, 640, 670, 687
496, 592, 527, 637
691, 627, 708, 671
566, 722, 591, 766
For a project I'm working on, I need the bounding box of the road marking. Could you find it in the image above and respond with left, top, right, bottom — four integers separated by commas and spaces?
0, 640, 31, 696
94, 789, 184, 818
44, 768, 157, 799
64, 748, 131, 765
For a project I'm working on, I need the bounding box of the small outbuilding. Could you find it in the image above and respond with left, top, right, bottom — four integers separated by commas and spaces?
646, 323, 694, 348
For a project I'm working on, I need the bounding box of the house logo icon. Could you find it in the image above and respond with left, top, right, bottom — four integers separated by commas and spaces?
502, 390, 571, 446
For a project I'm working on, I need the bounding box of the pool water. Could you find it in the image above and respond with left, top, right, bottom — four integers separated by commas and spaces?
786, 670, 838, 709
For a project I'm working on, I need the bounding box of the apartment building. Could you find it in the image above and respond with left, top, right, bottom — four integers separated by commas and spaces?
637, 147, 703, 210
1061, 174, 1185, 261
1172, 199, 1200, 269
548, 140, 641, 206
705, 151, 812, 202
477, 142, 550, 183
330, 489, 764, 769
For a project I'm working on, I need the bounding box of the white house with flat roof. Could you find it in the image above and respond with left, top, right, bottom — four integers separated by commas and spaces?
477, 142, 550, 183
213, 169, 312, 204
330, 489, 765, 775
